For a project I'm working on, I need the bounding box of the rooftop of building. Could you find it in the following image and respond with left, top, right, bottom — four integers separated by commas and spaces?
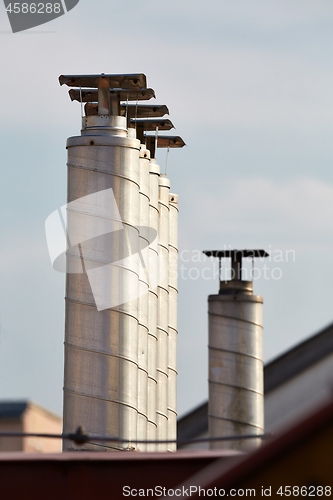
178, 320, 333, 441
0, 400, 61, 422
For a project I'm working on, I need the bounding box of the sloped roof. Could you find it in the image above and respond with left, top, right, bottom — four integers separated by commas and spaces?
178, 321, 333, 441
0, 449, 242, 499
0, 401, 28, 420
185, 396, 333, 492
265, 320, 333, 392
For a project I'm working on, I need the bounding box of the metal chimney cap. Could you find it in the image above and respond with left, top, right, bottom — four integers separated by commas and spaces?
69, 88, 156, 103
203, 249, 269, 286
144, 135, 186, 148
59, 73, 147, 89
203, 250, 269, 259
120, 104, 169, 118
130, 118, 174, 131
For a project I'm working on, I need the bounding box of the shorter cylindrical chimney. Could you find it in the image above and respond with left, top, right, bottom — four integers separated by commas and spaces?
203, 249, 268, 452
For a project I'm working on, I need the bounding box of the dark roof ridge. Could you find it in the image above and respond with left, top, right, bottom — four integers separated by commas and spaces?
0, 401, 29, 420
264, 320, 333, 393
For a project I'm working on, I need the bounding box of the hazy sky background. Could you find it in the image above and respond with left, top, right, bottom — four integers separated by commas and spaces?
0, 0, 332, 418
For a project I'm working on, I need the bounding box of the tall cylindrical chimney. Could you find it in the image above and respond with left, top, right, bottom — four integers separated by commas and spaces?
136, 144, 151, 451
204, 249, 268, 451
156, 174, 170, 451
146, 158, 160, 451
60, 74, 148, 451
63, 117, 141, 451
167, 193, 178, 451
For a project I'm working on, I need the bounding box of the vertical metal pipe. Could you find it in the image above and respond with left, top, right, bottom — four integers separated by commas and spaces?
167, 193, 178, 451
136, 143, 150, 451
208, 281, 264, 451
231, 254, 242, 280
156, 174, 170, 451
63, 114, 140, 451
146, 158, 160, 451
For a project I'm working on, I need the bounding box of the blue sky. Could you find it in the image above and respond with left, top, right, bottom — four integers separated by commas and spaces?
0, 0, 332, 418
